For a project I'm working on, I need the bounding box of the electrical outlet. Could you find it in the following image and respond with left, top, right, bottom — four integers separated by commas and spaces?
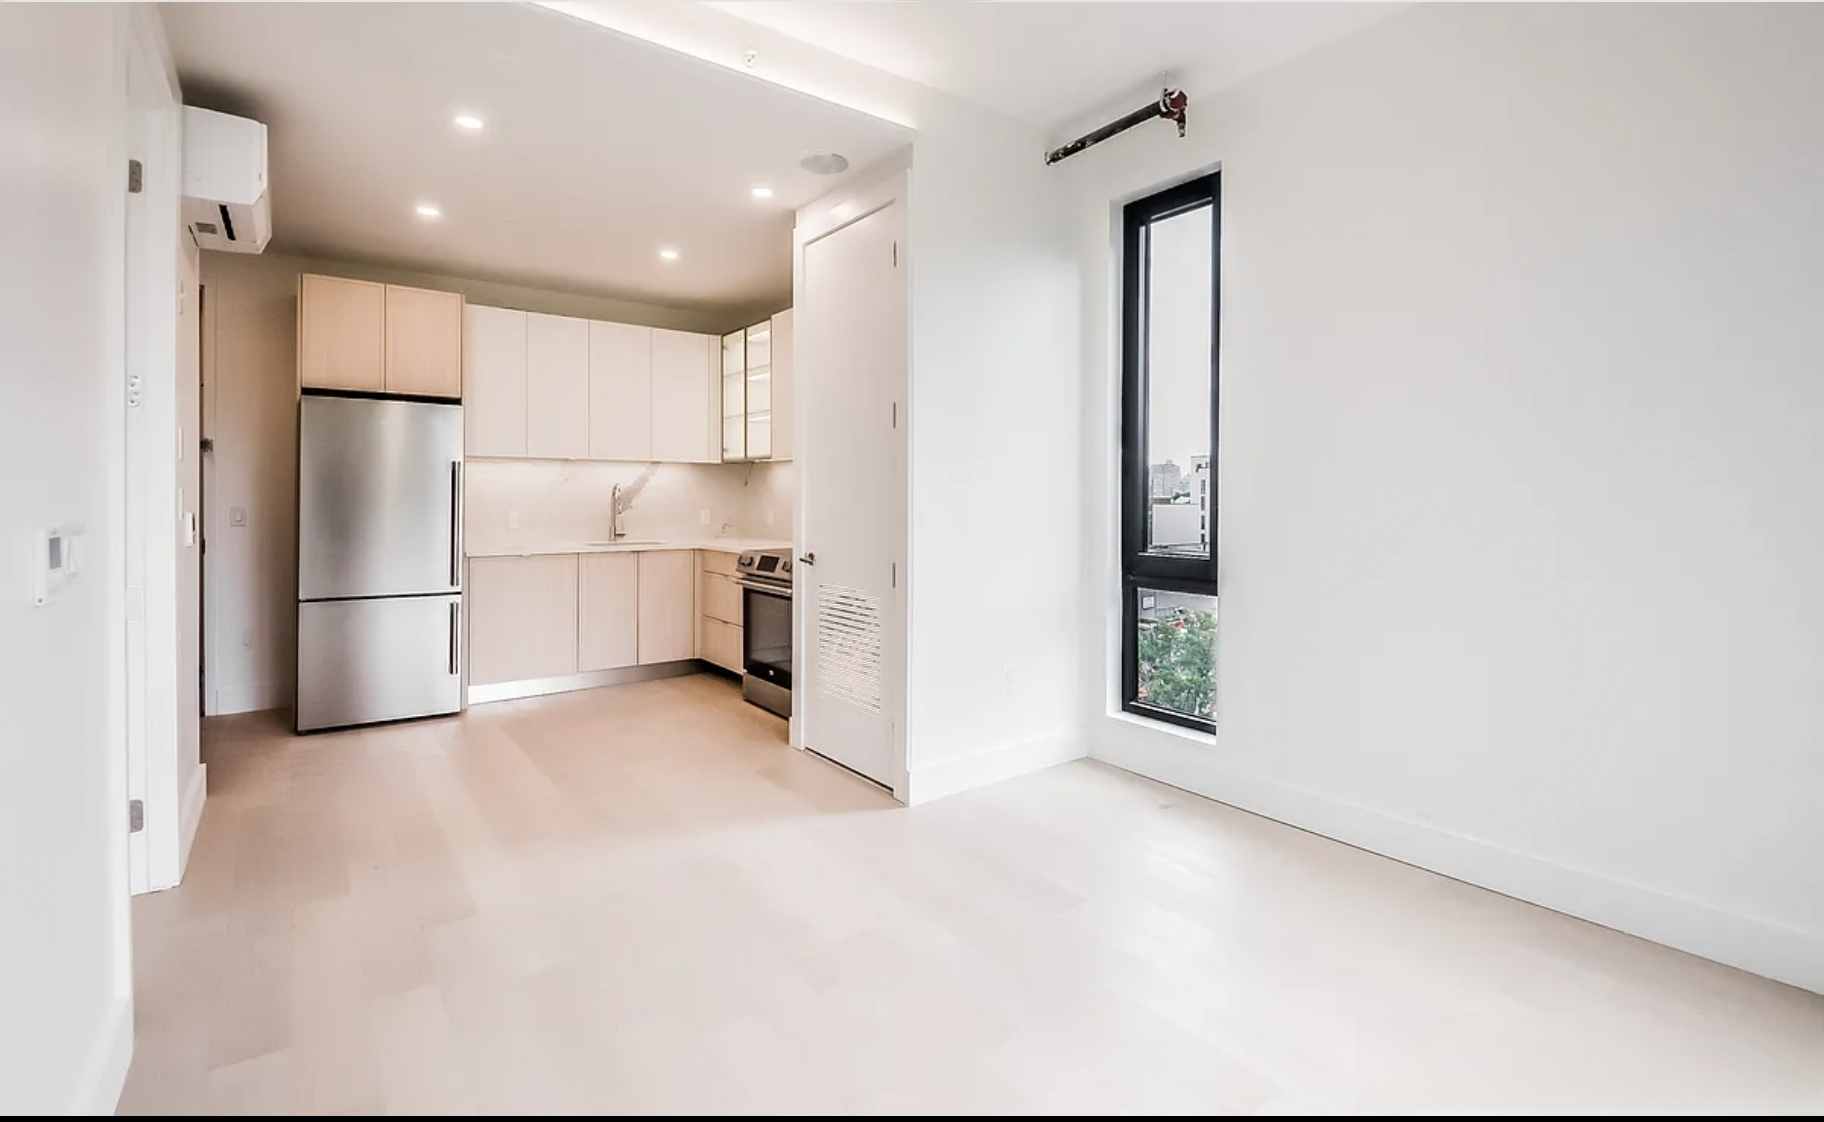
240, 627, 253, 651
228, 504, 248, 527
699, 508, 711, 526
1003, 665, 1019, 695
507, 510, 521, 530
765, 509, 774, 527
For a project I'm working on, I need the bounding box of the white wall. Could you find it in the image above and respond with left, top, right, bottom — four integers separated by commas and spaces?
899, 102, 1083, 801
200, 250, 790, 714
0, 3, 142, 1111
1067, 3, 1824, 992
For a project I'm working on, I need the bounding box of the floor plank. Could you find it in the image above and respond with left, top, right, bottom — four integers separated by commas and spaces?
120, 673, 1824, 1114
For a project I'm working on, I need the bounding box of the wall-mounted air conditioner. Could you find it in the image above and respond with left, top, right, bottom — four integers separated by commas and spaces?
181, 106, 271, 254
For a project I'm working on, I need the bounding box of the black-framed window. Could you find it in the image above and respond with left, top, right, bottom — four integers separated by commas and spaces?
1121, 173, 1219, 733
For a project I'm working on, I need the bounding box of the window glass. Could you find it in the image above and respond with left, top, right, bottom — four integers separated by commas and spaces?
1144, 205, 1214, 558
1135, 589, 1217, 722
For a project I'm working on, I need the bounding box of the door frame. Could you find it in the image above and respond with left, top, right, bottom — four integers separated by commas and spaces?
120, 10, 198, 894
791, 159, 912, 800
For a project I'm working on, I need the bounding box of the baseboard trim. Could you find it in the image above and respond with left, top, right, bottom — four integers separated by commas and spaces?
176, 761, 207, 878
212, 680, 285, 716
70, 994, 132, 1115
467, 661, 702, 706
906, 728, 1085, 806
1093, 729, 1824, 995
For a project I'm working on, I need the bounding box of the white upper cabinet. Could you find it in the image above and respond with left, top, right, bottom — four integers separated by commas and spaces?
651, 328, 716, 464
462, 304, 718, 465
526, 313, 590, 459
771, 309, 795, 461
463, 305, 528, 457
589, 321, 652, 462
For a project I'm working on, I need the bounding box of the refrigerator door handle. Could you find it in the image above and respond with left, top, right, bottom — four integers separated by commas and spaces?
449, 601, 460, 675
449, 460, 462, 588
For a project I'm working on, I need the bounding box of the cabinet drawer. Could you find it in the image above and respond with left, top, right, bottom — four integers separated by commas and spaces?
700, 570, 740, 625
699, 549, 738, 577
700, 616, 742, 673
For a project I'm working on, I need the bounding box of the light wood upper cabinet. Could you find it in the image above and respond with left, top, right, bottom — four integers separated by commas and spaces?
526, 313, 590, 459
651, 329, 716, 464
637, 550, 696, 664
464, 305, 527, 457
299, 274, 385, 392
384, 285, 464, 398
589, 321, 652, 461
578, 552, 640, 672
771, 309, 795, 461
467, 555, 578, 685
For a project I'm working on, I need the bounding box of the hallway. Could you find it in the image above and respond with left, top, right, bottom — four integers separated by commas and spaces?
120, 676, 1823, 1114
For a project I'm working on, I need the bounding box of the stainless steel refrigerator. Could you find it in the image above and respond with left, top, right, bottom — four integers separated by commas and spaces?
296, 394, 463, 732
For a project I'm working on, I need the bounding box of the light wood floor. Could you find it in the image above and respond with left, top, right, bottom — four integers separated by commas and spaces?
120, 673, 1823, 1114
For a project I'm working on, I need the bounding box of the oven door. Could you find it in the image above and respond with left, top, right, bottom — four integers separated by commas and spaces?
741, 583, 793, 692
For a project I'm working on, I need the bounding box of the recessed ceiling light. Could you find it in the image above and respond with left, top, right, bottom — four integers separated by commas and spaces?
800, 152, 850, 176
415, 204, 442, 219
454, 114, 485, 131
750, 186, 774, 200
658, 247, 680, 262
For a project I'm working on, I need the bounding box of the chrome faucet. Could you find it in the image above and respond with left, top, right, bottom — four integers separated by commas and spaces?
610, 483, 626, 541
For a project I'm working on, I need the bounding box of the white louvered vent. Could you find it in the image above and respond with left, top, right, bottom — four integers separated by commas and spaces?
816, 584, 883, 713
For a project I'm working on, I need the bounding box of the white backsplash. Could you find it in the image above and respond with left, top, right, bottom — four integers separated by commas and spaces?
464, 458, 794, 553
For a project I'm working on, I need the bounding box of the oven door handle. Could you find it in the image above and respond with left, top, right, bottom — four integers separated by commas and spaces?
736, 579, 792, 596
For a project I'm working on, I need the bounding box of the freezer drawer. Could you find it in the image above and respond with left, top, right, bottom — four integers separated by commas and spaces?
298, 395, 464, 601
297, 594, 462, 732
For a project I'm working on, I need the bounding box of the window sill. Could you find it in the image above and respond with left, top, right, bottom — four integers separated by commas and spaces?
1108, 707, 1218, 747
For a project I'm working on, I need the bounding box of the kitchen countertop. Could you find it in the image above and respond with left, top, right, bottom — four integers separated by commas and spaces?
466, 538, 792, 560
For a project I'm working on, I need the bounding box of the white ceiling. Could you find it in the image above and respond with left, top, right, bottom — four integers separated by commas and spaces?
706, 1, 1405, 136
160, 3, 910, 318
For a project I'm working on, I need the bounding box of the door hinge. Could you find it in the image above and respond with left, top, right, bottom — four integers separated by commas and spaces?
127, 159, 143, 194
891, 240, 898, 267
128, 799, 144, 833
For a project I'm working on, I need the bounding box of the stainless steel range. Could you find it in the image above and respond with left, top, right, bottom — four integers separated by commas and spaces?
734, 549, 793, 718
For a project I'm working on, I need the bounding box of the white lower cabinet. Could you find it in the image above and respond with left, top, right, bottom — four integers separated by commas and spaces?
577, 553, 639, 672
637, 550, 697, 664
467, 555, 578, 686
469, 548, 718, 697
697, 550, 743, 673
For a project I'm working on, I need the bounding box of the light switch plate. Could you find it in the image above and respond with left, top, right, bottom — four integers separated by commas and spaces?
229, 505, 248, 527
699, 508, 711, 526
30, 523, 85, 606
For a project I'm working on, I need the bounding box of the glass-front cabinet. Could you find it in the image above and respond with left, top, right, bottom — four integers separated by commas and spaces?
721, 312, 788, 462
721, 329, 746, 461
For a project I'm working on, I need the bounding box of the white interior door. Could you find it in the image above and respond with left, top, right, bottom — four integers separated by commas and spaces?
798, 199, 905, 789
